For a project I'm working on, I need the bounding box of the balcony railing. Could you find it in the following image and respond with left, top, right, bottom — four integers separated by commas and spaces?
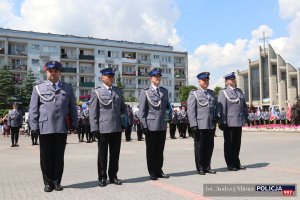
123, 84, 136, 89
79, 82, 95, 87
174, 62, 185, 67
122, 57, 137, 63
10, 65, 28, 71
61, 68, 77, 73
138, 59, 151, 65
8, 50, 27, 56
61, 53, 77, 60
122, 71, 136, 76
79, 69, 94, 74
79, 54, 95, 60
138, 72, 148, 77
174, 74, 186, 79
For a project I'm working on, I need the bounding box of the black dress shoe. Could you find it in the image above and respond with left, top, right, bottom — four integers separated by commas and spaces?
227, 167, 238, 171
205, 169, 216, 174
54, 184, 63, 191
198, 170, 206, 175
99, 179, 107, 187
149, 175, 158, 180
11, 144, 15, 147
238, 166, 246, 170
15, 144, 19, 147
158, 173, 169, 178
44, 185, 53, 192
110, 178, 122, 185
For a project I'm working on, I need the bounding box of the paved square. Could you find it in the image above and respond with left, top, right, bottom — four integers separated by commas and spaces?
0, 129, 299, 200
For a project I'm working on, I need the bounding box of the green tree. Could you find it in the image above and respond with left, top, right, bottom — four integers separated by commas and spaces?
124, 96, 137, 102
0, 65, 15, 109
179, 85, 197, 103
116, 72, 124, 89
213, 86, 222, 97
21, 69, 36, 110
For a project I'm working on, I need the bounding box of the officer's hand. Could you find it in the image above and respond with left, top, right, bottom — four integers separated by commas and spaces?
142, 128, 149, 135
190, 126, 198, 137
31, 129, 39, 136
92, 130, 100, 136
218, 123, 226, 131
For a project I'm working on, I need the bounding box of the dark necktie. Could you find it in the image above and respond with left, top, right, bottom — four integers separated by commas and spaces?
156, 88, 160, 97
108, 87, 112, 95
53, 83, 56, 90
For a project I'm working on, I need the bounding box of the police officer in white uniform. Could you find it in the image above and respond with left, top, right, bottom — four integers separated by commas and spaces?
89, 67, 126, 187
29, 61, 78, 192
217, 72, 248, 171
139, 68, 172, 180
188, 72, 217, 175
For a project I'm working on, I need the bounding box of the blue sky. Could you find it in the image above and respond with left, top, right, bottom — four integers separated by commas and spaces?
175, 0, 287, 50
1, 0, 299, 87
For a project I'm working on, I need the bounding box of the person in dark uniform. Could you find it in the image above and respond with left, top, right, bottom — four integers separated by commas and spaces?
263, 109, 270, 125
29, 61, 78, 192
187, 72, 217, 175
217, 72, 248, 171
139, 68, 172, 180
178, 107, 188, 138
89, 67, 126, 187
28, 115, 38, 145
125, 105, 134, 141
169, 109, 178, 139
133, 108, 144, 141
81, 103, 91, 143
77, 106, 85, 142
8, 103, 23, 147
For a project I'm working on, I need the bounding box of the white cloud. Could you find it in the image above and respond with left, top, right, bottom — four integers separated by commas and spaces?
0, 0, 181, 47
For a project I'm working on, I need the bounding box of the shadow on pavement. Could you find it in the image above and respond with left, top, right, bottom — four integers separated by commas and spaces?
214, 162, 270, 172
64, 181, 99, 189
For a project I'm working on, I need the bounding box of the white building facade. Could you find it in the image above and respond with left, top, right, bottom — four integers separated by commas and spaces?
0, 28, 188, 103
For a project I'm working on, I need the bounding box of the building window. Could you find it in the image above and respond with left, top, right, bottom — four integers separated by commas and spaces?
244, 76, 249, 102
43, 46, 56, 53
32, 59, 39, 65
154, 55, 160, 59
271, 64, 277, 76
262, 57, 269, 99
98, 50, 105, 55
31, 44, 40, 50
291, 78, 297, 87
251, 67, 260, 100
281, 72, 286, 81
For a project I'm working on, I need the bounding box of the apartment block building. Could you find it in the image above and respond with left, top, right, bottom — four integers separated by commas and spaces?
0, 28, 188, 102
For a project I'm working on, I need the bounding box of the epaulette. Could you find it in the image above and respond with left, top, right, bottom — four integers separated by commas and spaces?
222, 88, 226, 90
144, 87, 150, 90
94, 86, 101, 90
34, 80, 45, 86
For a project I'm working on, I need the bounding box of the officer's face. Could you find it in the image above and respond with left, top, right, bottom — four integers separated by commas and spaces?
101, 75, 115, 87
199, 78, 209, 89
46, 69, 60, 83
226, 78, 236, 87
150, 75, 161, 86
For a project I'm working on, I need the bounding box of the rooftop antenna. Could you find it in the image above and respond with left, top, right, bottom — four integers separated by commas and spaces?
259, 32, 269, 57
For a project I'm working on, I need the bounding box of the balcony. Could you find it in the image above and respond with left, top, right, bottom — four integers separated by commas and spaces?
10, 65, 28, 71
174, 62, 185, 67
61, 53, 77, 60
61, 68, 77, 73
175, 85, 181, 90
122, 71, 136, 76
79, 54, 95, 60
79, 82, 95, 87
8, 50, 27, 56
138, 72, 148, 77
123, 84, 136, 89
138, 59, 151, 65
174, 73, 186, 79
122, 57, 137, 63
79, 68, 94, 74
